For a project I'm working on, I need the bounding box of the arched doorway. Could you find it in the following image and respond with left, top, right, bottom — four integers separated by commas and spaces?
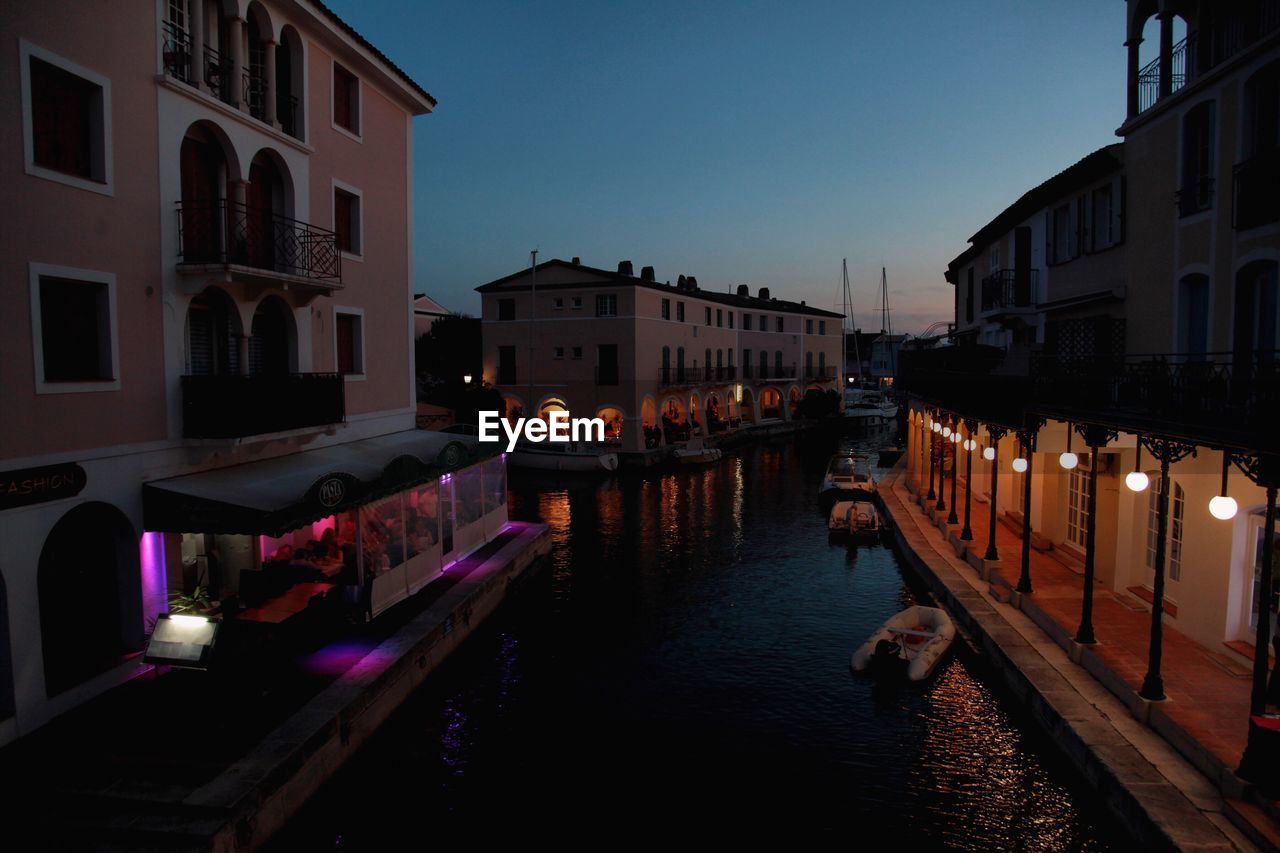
186, 287, 242, 375
597, 406, 624, 444
705, 393, 724, 433
760, 387, 782, 419
788, 386, 803, 419
249, 296, 294, 374
179, 123, 233, 263
244, 3, 273, 122
245, 150, 290, 270
538, 398, 568, 421
689, 393, 703, 436
740, 387, 756, 424
38, 503, 143, 696
661, 396, 688, 443
641, 397, 658, 448
277, 26, 305, 139
502, 395, 525, 423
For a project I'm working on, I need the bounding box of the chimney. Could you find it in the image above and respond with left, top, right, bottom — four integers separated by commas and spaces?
571, 256, 580, 265
641, 265, 655, 282
618, 260, 633, 276
800, 300, 806, 306
759, 287, 770, 301
687, 276, 698, 290
736, 284, 749, 296
677, 274, 687, 289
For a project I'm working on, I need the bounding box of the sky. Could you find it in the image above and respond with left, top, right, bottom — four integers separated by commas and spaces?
325, 0, 1127, 335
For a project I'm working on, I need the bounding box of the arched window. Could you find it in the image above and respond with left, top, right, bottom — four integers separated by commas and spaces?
1239, 61, 1280, 228
277, 26, 305, 140
1234, 261, 1278, 371
186, 287, 241, 375
39, 503, 143, 696
249, 296, 294, 374
775, 350, 783, 375
179, 123, 233, 263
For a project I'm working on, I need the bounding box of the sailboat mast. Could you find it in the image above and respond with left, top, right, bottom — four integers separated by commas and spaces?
882, 267, 895, 380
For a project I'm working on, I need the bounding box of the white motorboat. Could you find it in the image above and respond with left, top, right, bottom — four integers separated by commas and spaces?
820, 453, 876, 497
828, 499, 881, 540
673, 437, 722, 466
850, 605, 956, 681
508, 440, 619, 473
843, 390, 898, 425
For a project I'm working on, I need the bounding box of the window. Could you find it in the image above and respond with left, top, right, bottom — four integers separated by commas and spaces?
554, 297, 564, 311
819, 321, 825, 335
1050, 202, 1078, 264
596, 294, 617, 316
965, 268, 974, 323
1178, 275, 1210, 357
1145, 476, 1185, 582
332, 62, 360, 136
705, 306, 712, 325
661, 298, 670, 320
744, 314, 753, 331
21, 42, 112, 194
728, 312, 734, 329
30, 265, 118, 392
333, 185, 361, 255
676, 301, 685, 322
1179, 102, 1214, 217
775, 316, 784, 333
553, 346, 564, 359
805, 351, 814, 377
1066, 453, 1091, 548
497, 346, 516, 384
990, 245, 1000, 271
806, 319, 814, 335
716, 309, 723, 327
818, 352, 826, 374
335, 310, 364, 375
571, 296, 583, 310
759, 314, 767, 330
497, 298, 515, 321
572, 346, 583, 359
775, 350, 783, 374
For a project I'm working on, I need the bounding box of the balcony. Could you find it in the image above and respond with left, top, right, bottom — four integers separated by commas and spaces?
980, 269, 1039, 316
181, 373, 345, 439
1176, 176, 1214, 218
804, 365, 838, 381
657, 365, 740, 386
177, 199, 341, 288
1234, 148, 1280, 230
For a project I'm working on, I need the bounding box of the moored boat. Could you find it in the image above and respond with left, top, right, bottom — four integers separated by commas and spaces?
508, 440, 619, 473
820, 453, 876, 497
673, 438, 722, 466
828, 499, 881, 540
850, 605, 955, 681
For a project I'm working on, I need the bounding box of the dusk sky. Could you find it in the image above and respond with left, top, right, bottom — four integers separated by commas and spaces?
327, 0, 1127, 334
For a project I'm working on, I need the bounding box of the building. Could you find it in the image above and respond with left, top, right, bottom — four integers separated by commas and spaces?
0, 2, 514, 747
868, 332, 908, 386
476, 258, 844, 451
414, 292, 451, 338
900, 0, 1280, 785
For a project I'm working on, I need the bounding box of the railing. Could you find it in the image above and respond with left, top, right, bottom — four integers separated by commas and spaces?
980, 269, 1038, 313
177, 199, 342, 284
1234, 148, 1280, 230
1137, 36, 1187, 114
805, 365, 838, 380
657, 365, 738, 385
279, 93, 300, 138
243, 70, 267, 122
162, 20, 193, 84
203, 45, 231, 104
1176, 176, 1214, 217
181, 373, 345, 439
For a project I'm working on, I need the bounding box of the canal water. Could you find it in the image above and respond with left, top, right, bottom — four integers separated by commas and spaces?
273, 427, 1127, 848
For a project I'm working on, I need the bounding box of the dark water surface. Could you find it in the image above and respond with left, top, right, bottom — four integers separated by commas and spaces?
272, 429, 1127, 848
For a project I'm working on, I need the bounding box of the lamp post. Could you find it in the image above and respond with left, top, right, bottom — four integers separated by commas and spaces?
1237, 453, 1280, 785
984, 426, 1007, 562
1015, 419, 1043, 595
1074, 424, 1117, 646
961, 418, 977, 539
1139, 436, 1196, 701
935, 417, 948, 513
947, 428, 959, 525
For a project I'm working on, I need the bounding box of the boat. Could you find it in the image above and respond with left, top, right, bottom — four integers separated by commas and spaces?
850, 605, 956, 681
508, 440, 619, 473
673, 437, 722, 466
843, 390, 898, 425
820, 453, 876, 496
828, 499, 882, 540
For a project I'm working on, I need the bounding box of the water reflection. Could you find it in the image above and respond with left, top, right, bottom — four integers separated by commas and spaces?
271, 428, 1125, 850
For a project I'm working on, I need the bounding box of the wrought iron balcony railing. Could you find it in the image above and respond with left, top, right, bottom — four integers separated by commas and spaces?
1234, 148, 1280, 230
203, 45, 231, 104
177, 199, 342, 284
1176, 176, 1214, 217
980, 269, 1038, 313
162, 20, 194, 84
243, 70, 267, 122
181, 373, 345, 439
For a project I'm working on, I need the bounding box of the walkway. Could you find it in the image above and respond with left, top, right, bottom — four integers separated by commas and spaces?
881, 462, 1263, 850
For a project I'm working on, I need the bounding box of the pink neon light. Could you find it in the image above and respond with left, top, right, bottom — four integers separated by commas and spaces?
140, 531, 168, 619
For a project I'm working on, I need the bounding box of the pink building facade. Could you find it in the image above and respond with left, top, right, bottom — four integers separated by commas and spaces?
477, 259, 844, 452
0, 1, 447, 745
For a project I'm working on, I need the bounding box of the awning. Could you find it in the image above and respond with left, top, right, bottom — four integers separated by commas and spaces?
143, 430, 493, 536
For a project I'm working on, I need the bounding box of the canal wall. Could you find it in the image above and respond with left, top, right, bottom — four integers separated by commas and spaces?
878, 463, 1253, 851
181, 522, 552, 851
